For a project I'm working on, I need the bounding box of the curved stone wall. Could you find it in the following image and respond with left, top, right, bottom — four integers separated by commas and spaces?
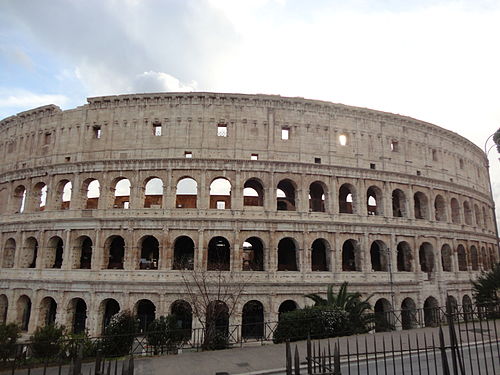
0, 92, 497, 336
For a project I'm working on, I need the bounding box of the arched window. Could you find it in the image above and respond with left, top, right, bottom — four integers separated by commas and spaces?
75, 236, 92, 269
278, 300, 297, 320
342, 239, 360, 271
176, 177, 197, 208
171, 300, 192, 340
2, 238, 15, 268
374, 299, 394, 332
206, 300, 229, 340
106, 236, 125, 269
311, 239, 329, 271
0, 295, 8, 325
392, 189, 406, 217
482, 207, 489, 229
474, 204, 482, 227
309, 181, 326, 212
457, 245, 467, 271
370, 241, 388, 271
139, 236, 159, 270
173, 236, 195, 270
144, 177, 163, 208
67, 298, 87, 334
56, 180, 72, 210
470, 246, 479, 271
462, 295, 473, 320
244, 179, 264, 207
210, 178, 231, 209
414, 192, 429, 220
45, 236, 64, 269
39, 297, 57, 327
419, 242, 434, 273
339, 184, 355, 214
33, 182, 47, 211
434, 195, 446, 221
13, 185, 26, 213
481, 247, 489, 270
83, 179, 100, 209
207, 236, 230, 271
441, 244, 453, 272
113, 178, 131, 209
21, 237, 38, 268
367, 186, 383, 216
277, 238, 298, 271
100, 299, 120, 333
423, 296, 439, 327
277, 179, 296, 211
446, 295, 458, 313
17, 295, 31, 331
242, 300, 264, 339
396, 241, 412, 272
135, 299, 156, 333
450, 198, 460, 224
401, 298, 417, 330
242, 237, 264, 271
463, 201, 472, 225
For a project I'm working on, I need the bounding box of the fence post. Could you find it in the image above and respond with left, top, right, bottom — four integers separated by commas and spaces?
94, 350, 102, 375
307, 335, 312, 374
333, 342, 341, 375
438, 326, 451, 375
286, 340, 292, 375
294, 345, 300, 375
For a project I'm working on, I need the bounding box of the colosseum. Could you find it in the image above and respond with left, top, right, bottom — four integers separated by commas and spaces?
0, 92, 497, 338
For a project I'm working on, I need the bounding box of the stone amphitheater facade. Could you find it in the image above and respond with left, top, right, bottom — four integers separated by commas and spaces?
0, 92, 497, 337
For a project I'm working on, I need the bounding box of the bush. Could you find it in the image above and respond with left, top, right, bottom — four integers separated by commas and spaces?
0, 323, 20, 362
145, 316, 185, 353
100, 311, 138, 357
63, 332, 98, 359
273, 306, 351, 343
30, 324, 65, 359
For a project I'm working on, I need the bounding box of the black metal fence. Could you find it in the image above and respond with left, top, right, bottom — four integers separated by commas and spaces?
285, 303, 500, 374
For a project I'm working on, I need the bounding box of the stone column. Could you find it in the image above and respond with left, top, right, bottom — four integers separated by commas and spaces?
197, 229, 204, 270
61, 229, 72, 270
232, 171, 243, 211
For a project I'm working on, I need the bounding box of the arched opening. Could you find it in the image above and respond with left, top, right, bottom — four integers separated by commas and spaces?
39, 297, 57, 327
414, 192, 429, 220
136, 299, 156, 333
56, 180, 72, 210
139, 236, 159, 270
401, 298, 417, 330
176, 177, 197, 208
463, 201, 472, 225
457, 245, 467, 271
21, 237, 38, 268
0, 295, 8, 324
434, 195, 446, 221
489, 248, 496, 267
339, 184, 355, 214
276, 179, 296, 211
68, 298, 87, 334
113, 178, 131, 209
374, 299, 394, 332
13, 185, 26, 213
441, 244, 453, 272
419, 242, 434, 273
462, 295, 473, 321
83, 179, 100, 209
244, 179, 264, 207
17, 295, 32, 331
423, 296, 439, 327
342, 239, 360, 271
470, 246, 479, 271
396, 241, 412, 272
474, 204, 482, 227
76, 236, 92, 269
370, 240, 388, 271
450, 198, 460, 224
46, 236, 64, 269
210, 178, 231, 209
173, 236, 195, 270
207, 236, 230, 271
242, 300, 264, 339
446, 295, 458, 315
278, 300, 297, 320
481, 247, 489, 270
482, 207, 489, 229
206, 300, 229, 339
171, 300, 192, 340
32, 182, 47, 211
309, 181, 326, 212
367, 186, 383, 216
2, 238, 16, 268
392, 189, 406, 217
106, 236, 125, 269
144, 177, 163, 208
242, 237, 264, 271
277, 238, 298, 271
100, 299, 120, 333
311, 239, 329, 271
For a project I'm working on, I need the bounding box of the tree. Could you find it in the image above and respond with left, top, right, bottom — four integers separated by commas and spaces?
305, 282, 374, 334
473, 263, 500, 306
493, 128, 500, 153
0, 323, 20, 363
181, 265, 249, 350
100, 311, 138, 356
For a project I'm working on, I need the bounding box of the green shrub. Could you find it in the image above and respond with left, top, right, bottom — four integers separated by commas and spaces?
146, 316, 185, 353
30, 324, 65, 359
63, 332, 98, 359
0, 323, 20, 362
100, 311, 138, 357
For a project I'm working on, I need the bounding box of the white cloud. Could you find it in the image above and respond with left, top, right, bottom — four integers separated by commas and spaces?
0, 88, 68, 109
132, 71, 197, 93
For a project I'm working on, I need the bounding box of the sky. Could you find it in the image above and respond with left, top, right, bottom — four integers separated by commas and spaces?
1, 0, 500, 219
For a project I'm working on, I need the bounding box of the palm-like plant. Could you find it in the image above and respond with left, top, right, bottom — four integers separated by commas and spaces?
305, 282, 374, 333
